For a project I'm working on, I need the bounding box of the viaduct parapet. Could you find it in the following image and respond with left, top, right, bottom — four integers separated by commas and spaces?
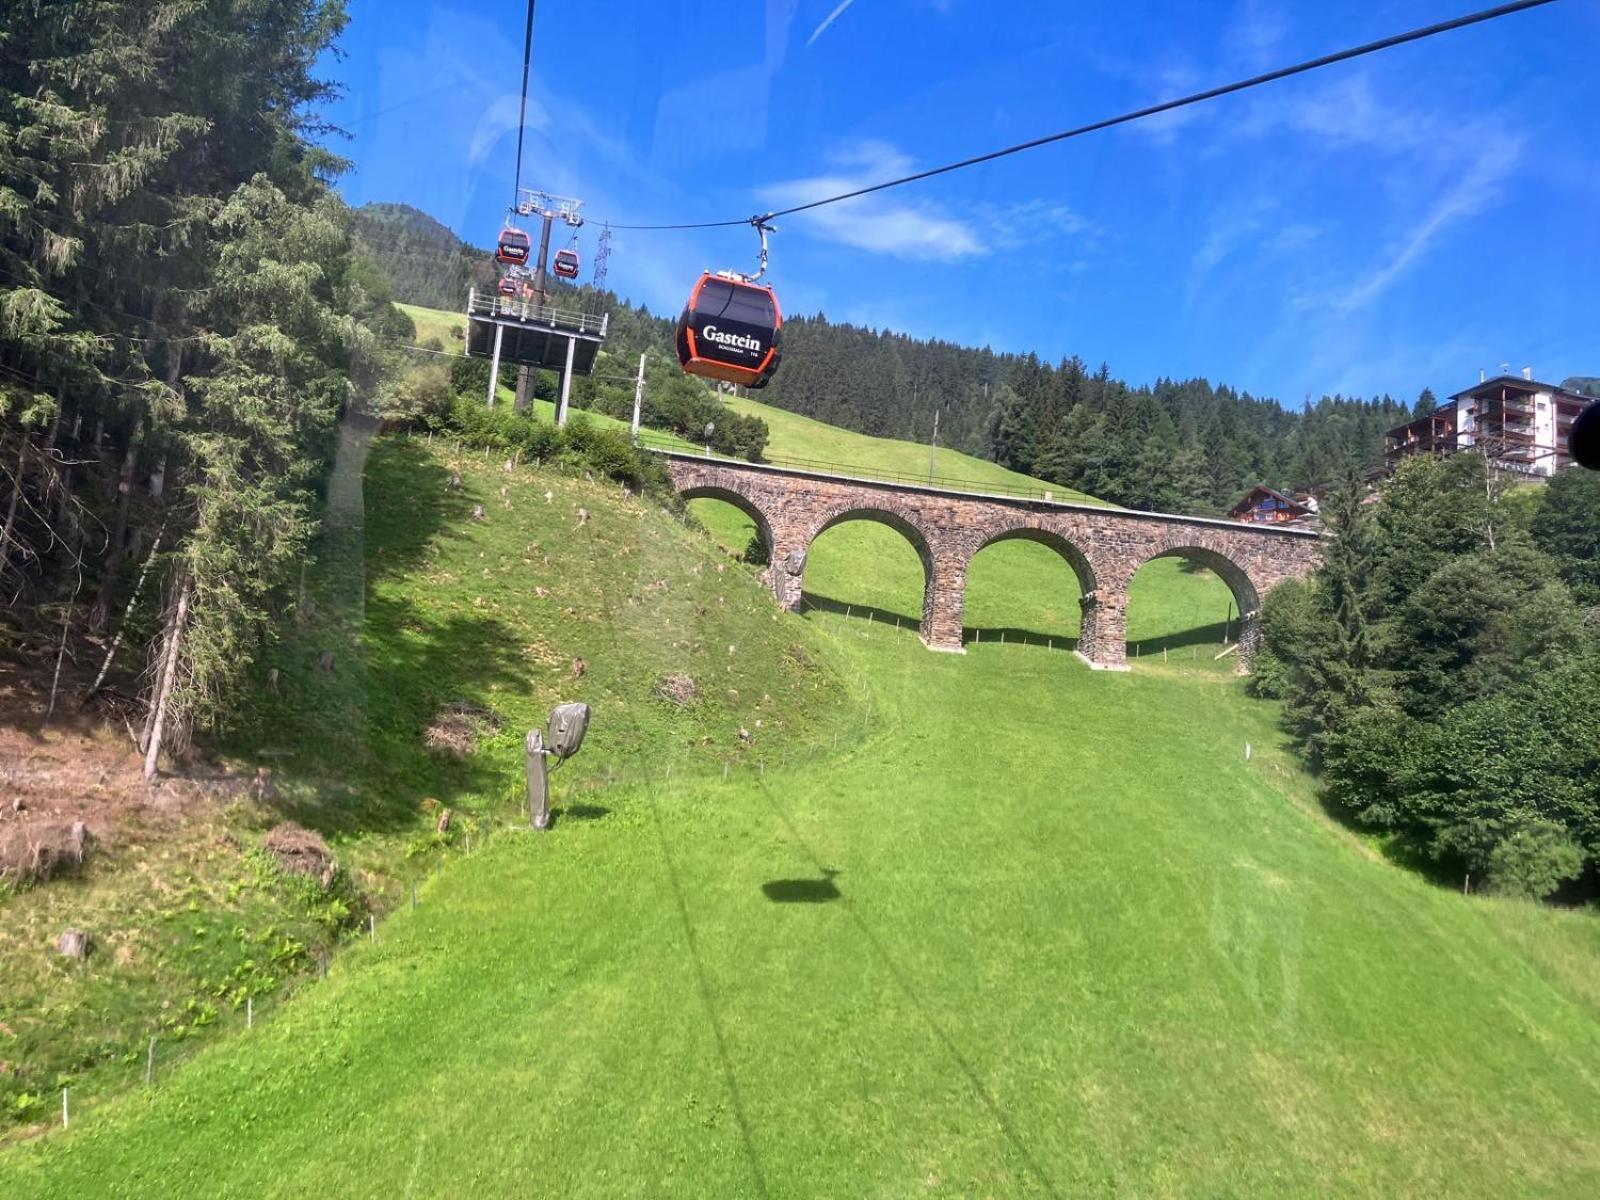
660, 453, 1321, 670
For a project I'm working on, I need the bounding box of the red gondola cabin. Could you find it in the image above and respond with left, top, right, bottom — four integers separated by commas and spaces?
497, 276, 518, 296
675, 272, 782, 389
552, 248, 580, 279
495, 227, 531, 266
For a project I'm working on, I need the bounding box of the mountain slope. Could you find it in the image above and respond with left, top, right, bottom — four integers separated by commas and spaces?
6, 549, 1600, 1196
6, 410, 1600, 1195
349, 203, 496, 312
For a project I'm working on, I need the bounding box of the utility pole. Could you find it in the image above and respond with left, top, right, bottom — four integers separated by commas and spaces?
927, 407, 940, 483
630, 352, 647, 443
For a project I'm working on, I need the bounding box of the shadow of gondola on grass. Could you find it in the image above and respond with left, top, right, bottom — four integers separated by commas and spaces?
761, 869, 842, 904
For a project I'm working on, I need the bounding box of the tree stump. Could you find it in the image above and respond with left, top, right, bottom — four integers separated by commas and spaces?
56, 929, 90, 959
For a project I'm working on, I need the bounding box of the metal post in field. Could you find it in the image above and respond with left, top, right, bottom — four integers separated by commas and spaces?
146, 1036, 156, 1086
556, 335, 575, 427
61, 1088, 68, 1129
486, 323, 505, 407
369, 914, 376, 943
631, 352, 647, 443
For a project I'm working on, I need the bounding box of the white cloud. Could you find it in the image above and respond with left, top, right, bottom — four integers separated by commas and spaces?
757, 141, 1101, 263
989, 200, 1099, 251
806, 0, 859, 47
1275, 74, 1523, 312
1183, 73, 1522, 316
758, 140, 984, 261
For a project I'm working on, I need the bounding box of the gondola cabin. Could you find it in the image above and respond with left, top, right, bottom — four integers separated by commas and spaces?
497, 275, 518, 297
675, 272, 782, 389
553, 248, 580, 279
495, 227, 531, 266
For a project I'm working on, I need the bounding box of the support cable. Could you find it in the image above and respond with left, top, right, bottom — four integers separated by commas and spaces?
602, 0, 1557, 232
512, 0, 538, 211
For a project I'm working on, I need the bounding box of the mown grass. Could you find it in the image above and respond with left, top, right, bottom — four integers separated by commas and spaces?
723, 392, 1108, 505
0, 428, 856, 1138
6, 546, 1600, 1195
394, 302, 465, 348
7, 341, 1598, 1194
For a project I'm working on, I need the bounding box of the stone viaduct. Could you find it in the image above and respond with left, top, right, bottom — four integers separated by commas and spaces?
661, 453, 1322, 670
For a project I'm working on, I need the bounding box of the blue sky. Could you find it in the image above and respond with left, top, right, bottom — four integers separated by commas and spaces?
322, 0, 1599, 407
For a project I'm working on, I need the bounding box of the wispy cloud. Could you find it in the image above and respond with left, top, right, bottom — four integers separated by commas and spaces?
1276, 74, 1522, 312
1225, 0, 1288, 69
759, 142, 1102, 263
1181, 70, 1521, 319
806, 0, 859, 48
758, 140, 984, 261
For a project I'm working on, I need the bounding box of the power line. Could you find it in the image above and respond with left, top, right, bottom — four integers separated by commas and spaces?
511, 0, 538, 211
602, 0, 1558, 232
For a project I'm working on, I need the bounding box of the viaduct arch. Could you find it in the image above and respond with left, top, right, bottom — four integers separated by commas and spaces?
667, 454, 1320, 670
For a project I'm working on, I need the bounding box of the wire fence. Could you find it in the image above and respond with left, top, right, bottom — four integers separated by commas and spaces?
35, 582, 1248, 1135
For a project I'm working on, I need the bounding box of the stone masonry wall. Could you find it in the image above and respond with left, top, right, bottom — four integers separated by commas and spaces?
666, 456, 1321, 670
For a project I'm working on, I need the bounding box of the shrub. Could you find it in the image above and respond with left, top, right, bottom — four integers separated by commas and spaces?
436, 399, 669, 497
388, 363, 452, 428
1487, 821, 1584, 901
450, 355, 492, 399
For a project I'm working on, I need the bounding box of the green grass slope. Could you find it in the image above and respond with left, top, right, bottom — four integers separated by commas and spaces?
0, 428, 855, 1137
6, 601, 1600, 1196
395, 301, 464, 347
389, 301, 1099, 504
723, 392, 1106, 505
9, 326, 1598, 1196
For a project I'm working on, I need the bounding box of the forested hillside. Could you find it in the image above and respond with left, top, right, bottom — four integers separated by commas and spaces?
356, 204, 1410, 515
348, 203, 497, 311
0, 2, 408, 764
1258, 457, 1600, 901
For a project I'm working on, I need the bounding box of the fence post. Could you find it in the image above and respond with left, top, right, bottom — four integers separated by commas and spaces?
61, 1088, 68, 1130
146, 1036, 156, 1086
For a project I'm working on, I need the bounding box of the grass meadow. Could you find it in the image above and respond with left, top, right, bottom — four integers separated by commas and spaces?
5, 422, 1600, 1197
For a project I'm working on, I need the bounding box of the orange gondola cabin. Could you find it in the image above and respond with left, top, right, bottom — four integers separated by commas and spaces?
552, 247, 580, 279
675, 272, 782, 390
495, 227, 531, 266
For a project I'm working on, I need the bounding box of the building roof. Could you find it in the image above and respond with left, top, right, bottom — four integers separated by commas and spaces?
1448, 374, 1588, 404
1229, 485, 1310, 517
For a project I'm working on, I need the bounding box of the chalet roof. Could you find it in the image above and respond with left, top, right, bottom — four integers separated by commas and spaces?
1448, 375, 1587, 404
1229, 485, 1310, 517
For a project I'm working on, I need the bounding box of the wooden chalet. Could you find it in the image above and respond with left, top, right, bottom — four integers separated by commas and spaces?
1230, 485, 1314, 525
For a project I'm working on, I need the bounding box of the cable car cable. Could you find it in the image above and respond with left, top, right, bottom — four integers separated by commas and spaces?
511, 0, 537, 210
602, 0, 1556, 232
